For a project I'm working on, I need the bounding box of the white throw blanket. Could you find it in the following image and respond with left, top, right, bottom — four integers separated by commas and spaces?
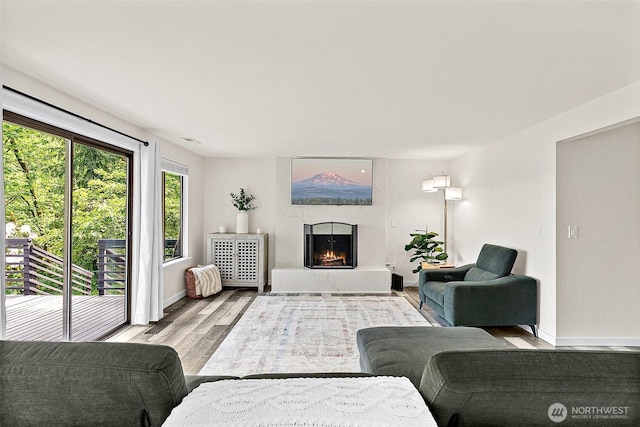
163, 376, 437, 426
191, 264, 222, 297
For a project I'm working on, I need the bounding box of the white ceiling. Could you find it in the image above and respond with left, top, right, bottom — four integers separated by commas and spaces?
2, 0, 639, 159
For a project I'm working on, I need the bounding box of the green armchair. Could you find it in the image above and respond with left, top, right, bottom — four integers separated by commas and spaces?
418, 243, 538, 336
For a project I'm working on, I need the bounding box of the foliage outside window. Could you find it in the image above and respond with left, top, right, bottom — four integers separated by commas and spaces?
163, 171, 183, 261
3, 120, 129, 295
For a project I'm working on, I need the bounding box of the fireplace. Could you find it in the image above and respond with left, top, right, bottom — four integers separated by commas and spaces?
304, 222, 358, 269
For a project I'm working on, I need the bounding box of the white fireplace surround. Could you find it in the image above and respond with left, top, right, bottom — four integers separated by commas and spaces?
272, 158, 390, 293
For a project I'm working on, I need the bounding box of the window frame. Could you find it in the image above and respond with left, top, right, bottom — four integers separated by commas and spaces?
161, 159, 188, 263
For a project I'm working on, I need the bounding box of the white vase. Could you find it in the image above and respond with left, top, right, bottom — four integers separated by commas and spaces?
236, 211, 249, 233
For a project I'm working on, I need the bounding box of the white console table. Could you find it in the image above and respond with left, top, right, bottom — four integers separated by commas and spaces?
206, 233, 268, 293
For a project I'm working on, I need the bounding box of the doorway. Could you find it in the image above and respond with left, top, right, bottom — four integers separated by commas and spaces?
3, 112, 132, 341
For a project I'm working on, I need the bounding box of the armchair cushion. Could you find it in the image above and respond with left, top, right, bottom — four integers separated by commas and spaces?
424, 281, 447, 306
464, 267, 499, 281
471, 243, 517, 278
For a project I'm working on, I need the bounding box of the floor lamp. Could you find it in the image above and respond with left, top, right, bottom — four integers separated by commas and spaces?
422, 174, 462, 254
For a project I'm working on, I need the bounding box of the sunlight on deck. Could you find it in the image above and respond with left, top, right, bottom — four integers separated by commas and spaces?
6, 295, 126, 341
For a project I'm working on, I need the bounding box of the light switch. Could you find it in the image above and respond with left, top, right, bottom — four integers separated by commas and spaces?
391, 219, 397, 227
568, 226, 578, 239
535, 226, 542, 238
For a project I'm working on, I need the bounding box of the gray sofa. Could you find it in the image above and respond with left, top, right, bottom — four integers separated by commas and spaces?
357, 326, 640, 426
0, 340, 369, 426
419, 243, 538, 336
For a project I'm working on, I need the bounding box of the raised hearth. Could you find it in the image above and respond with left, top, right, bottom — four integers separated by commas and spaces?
271, 267, 391, 294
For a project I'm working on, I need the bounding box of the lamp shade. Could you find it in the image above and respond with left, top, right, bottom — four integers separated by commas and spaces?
421, 179, 437, 192
445, 186, 462, 200
432, 174, 451, 189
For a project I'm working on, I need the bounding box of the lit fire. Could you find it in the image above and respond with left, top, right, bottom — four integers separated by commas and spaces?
317, 250, 346, 266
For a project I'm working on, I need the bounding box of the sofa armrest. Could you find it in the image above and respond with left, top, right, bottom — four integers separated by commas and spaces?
420, 349, 640, 426
0, 341, 188, 427
418, 264, 474, 305
443, 274, 537, 326
418, 264, 473, 285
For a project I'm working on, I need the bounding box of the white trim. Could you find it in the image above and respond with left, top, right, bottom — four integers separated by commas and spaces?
0, 82, 6, 340
164, 289, 187, 309
558, 116, 640, 143
161, 158, 189, 175
555, 337, 640, 347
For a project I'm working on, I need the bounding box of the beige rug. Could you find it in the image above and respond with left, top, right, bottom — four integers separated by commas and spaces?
199, 295, 431, 376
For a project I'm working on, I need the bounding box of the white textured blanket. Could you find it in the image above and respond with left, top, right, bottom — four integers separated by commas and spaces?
163, 376, 437, 426
191, 264, 222, 297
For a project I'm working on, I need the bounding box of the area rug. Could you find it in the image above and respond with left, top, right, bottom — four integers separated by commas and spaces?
199, 295, 431, 376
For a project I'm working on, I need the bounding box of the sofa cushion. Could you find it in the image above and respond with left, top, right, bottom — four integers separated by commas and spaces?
0, 341, 188, 426
474, 243, 517, 277
356, 326, 504, 388
420, 349, 640, 426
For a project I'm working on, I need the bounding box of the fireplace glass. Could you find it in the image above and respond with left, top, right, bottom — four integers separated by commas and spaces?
304, 222, 358, 269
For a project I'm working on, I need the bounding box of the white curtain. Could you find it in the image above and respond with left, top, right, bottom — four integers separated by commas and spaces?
132, 140, 164, 324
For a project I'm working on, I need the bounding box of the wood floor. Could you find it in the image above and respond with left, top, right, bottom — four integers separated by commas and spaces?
105, 286, 638, 375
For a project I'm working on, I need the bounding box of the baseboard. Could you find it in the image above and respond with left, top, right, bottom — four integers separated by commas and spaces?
555, 336, 640, 347
164, 289, 186, 309
534, 328, 556, 346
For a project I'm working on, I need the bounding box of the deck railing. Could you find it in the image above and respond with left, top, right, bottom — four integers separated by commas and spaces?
5, 238, 93, 295
96, 239, 126, 296
5, 238, 178, 296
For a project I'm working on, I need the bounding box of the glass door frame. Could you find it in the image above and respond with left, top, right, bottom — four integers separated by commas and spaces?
2, 110, 133, 340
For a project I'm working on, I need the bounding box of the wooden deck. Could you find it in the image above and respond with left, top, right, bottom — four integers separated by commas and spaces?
5, 295, 126, 341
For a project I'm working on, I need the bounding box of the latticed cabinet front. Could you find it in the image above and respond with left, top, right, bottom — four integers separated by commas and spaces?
206, 233, 268, 293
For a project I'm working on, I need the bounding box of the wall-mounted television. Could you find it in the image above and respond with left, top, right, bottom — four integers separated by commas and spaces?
291, 158, 373, 206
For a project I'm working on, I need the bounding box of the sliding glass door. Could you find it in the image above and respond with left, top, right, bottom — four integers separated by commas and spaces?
3, 112, 131, 341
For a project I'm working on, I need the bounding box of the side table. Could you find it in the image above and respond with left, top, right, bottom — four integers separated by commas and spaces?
421, 262, 455, 270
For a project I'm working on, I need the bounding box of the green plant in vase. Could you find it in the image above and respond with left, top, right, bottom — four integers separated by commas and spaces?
404, 230, 448, 273
229, 188, 256, 212
230, 188, 256, 233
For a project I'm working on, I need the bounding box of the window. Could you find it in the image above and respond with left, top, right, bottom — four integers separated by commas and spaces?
162, 160, 188, 262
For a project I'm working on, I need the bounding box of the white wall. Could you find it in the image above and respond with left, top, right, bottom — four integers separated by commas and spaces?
451, 80, 640, 344
159, 142, 206, 306
273, 157, 386, 269
557, 122, 640, 345
202, 158, 277, 278
2, 66, 207, 309
384, 159, 452, 283
201, 157, 451, 284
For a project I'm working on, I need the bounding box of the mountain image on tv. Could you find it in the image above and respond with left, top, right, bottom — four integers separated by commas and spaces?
291, 172, 373, 205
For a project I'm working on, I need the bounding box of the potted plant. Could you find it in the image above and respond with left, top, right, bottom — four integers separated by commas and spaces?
404, 230, 448, 273
230, 188, 256, 233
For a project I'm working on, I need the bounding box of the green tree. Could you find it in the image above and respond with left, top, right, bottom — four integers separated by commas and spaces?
72, 146, 128, 277
164, 172, 182, 259
3, 122, 65, 254
4, 121, 129, 294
